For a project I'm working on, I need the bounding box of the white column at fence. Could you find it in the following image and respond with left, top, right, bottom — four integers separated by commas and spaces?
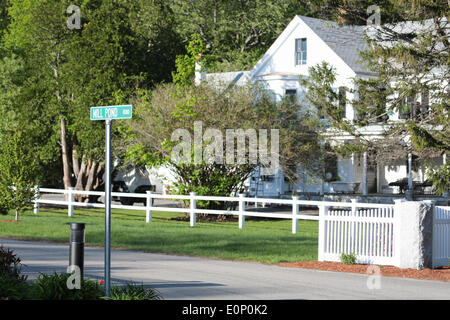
238, 194, 245, 229
68, 187, 74, 217
33, 200, 39, 215
146, 191, 153, 223
292, 196, 299, 234
33, 186, 40, 215
318, 204, 329, 261
190, 192, 196, 227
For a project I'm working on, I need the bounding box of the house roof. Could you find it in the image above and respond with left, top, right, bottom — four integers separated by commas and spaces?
296, 15, 370, 75
257, 72, 299, 78
204, 71, 251, 89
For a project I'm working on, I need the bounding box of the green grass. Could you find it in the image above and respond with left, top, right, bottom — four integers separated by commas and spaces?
0, 207, 318, 264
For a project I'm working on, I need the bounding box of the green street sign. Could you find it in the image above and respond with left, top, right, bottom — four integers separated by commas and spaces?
90, 105, 132, 121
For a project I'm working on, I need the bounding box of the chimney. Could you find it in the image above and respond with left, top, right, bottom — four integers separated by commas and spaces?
194, 54, 206, 85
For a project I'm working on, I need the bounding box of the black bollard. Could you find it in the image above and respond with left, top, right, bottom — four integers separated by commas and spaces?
69, 222, 85, 279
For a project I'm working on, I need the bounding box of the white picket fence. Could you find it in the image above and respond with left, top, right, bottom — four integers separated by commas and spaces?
318, 202, 396, 265
433, 206, 450, 268
32, 188, 449, 268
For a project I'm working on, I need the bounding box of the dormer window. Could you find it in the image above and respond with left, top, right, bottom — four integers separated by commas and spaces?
295, 38, 307, 65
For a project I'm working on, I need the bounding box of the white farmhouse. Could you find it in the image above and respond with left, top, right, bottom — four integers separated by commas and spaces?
195, 15, 447, 198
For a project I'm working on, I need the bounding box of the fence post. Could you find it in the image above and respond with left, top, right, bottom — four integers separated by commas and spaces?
423, 200, 436, 269
68, 187, 74, 217
318, 204, 329, 261
33, 185, 40, 215
393, 199, 403, 267
190, 192, 196, 227
146, 191, 153, 223
292, 196, 299, 234
238, 193, 245, 229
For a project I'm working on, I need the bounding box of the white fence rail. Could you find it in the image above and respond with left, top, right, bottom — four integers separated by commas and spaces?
433, 206, 450, 268
33, 188, 324, 229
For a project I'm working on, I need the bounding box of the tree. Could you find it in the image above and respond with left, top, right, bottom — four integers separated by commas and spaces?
302, 1, 449, 194
348, 0, 449, 193
2, 0, 183, 199
120, 81, 321, 214
169, 0, 311, 71
0, 130, 39, 221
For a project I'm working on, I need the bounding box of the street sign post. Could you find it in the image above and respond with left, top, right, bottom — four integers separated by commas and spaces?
90, 104, 132, 297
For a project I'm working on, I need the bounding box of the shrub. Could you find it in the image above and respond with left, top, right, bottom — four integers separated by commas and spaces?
0, 206, 8, 215
0, 246, 27, 281
108, 282, 162, 300
31, 272, 104, 300
0, 273, 32, 300
340, 252, 357, 265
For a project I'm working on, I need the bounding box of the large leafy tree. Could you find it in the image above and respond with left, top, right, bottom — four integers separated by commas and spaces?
170, 0, 311, 71
302, 0, 449, 194
121, 82, 321, 213
2, 0, 182, 198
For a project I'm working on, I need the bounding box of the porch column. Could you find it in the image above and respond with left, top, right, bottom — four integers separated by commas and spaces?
278, 170, 283, 197
408, 153, 413, 190
405, 153, 414, 200
443, 153, 448, 198
362, 152, 367, 195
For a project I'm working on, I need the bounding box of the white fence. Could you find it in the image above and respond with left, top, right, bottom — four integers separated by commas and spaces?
433, 206, 450, 268
33, 188, 323, 229
32, 188, 449, 268
319, 203, 396, 265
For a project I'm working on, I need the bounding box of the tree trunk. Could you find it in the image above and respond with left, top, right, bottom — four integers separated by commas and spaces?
61, 115, 73, 199
15, 209, 18, 221
84, 161, 98, 203
93, 164, 103, 190
73, 156, 103, 202
72, 135, 80, 179
74, 157, 87, 202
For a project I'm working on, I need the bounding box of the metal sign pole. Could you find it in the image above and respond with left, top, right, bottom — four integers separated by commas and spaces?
105, 119, 112, 297
90, 105, 132, 298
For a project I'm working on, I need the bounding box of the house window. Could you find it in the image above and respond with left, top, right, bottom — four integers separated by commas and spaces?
295, 38, 307, 65
285, 89, 297, 104
399, 94, 418, 119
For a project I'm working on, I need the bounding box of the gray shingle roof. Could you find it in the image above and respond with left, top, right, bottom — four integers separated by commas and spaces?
298, 15, 371, 75
205, 71, 251, 89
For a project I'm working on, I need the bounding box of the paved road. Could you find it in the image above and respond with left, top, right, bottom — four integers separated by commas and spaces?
1, 239, 448, 300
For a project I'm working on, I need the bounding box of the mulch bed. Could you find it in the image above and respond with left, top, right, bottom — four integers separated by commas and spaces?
0, 220, 21, 223
279, 261, 450, 282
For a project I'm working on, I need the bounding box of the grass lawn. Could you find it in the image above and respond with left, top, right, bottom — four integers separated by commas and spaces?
0, 207, 318, 264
